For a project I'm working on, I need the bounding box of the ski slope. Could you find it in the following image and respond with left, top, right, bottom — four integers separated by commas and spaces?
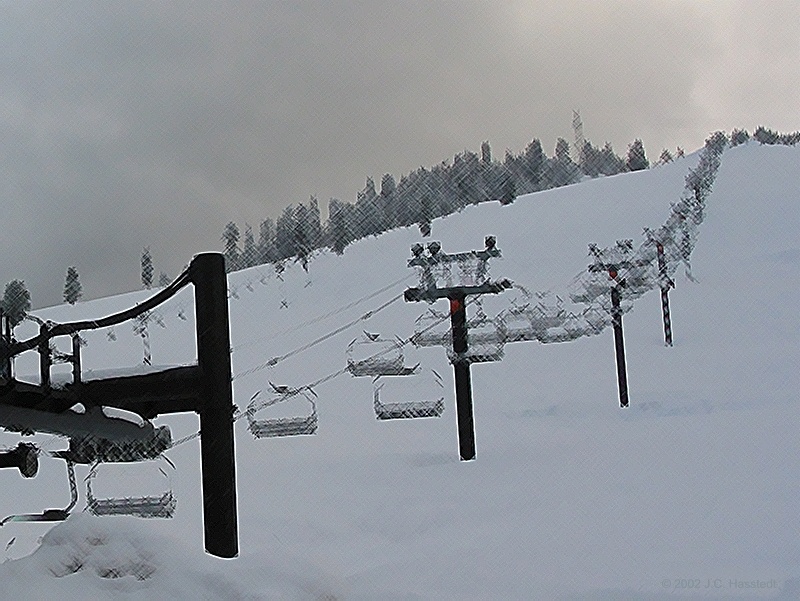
0, 140, 798, 599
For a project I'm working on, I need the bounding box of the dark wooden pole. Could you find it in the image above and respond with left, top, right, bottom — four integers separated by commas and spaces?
656, 242, 673, 346
191, 253, 238, 559
71, 333, 81, 384
449, 293, 476, 461
0, 311, 10, 380
39, 323, 51, 392
611, 286, 629, 408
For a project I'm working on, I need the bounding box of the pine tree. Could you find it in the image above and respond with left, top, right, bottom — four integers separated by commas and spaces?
275, 206, 297, 260
327, 198, 354, 254
141, 247, 154, 289
158, 272, 171, 287
598, 143, 626, 175
63, 267, 82, 304
555, 138, 571, 162
579, 141, 601, 177
626, 139, 649, 171
293, 203, 311, 268
753, 126, 779, 145
221, 222, 241, 272
242, 224, 256, 269
499, 168, 516, 205
258, 218, 276, 264
730, 129, 750, 147
306, 196, 323, 250
1, 280, 31, 327
355, 178, 383, 238
542, 138, 580, 188
480, 141, 492, 165
380, 174, 398, 228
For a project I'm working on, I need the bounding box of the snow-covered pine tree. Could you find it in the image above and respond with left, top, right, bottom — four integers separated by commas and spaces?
221, 222, 241, 272
63, 266, 82, 304
626, 139, 649, 171
579, 141, 601, 177
1, 280, 31, 327
730, 128, 750, 147
543, 138, 580, 188
275, 206, 297, 261
326, 198, 354, 255
522, 138, 545, 191
258, 218, 276, 264
242, 224, 256, 269
598, 142, 626, 175
141, 247, 154, 289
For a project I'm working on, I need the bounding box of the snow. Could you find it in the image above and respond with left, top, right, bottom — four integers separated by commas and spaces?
1, 141, 799, 598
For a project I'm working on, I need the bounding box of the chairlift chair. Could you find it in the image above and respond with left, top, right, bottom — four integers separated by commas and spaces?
346, 332, 418, 377
499, 306, 537, 343
373, 369, 445, 420
528, 301, 567, 333
85, 455, 176, 519
569, 273, 612, 304
247, 385, 318, 438
446, 312, 506, 364
618, 263, 656, 299
583, 306, 611, 334
1, 456, 78, 526
412, 310, 451, 347
539, 313, 585, 343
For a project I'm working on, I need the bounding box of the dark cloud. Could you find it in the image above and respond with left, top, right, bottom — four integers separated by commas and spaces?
0, 1, 794, 307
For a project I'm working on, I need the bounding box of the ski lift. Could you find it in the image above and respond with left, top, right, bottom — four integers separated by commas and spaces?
373, 369, 445, 420
563, 312, 588, 338
85, 455, 176, 519
412, 310, 451, 347
247, 384, 318, 438
583, 305, 611, 334
500, 306, 537, 342
529, 300, 567, 333
346, 332, 418, 377
618, 262, 655, 299
538, 311, 590, 343
446, 311, 505, 364
569, 272, 611, 304
1, 456, 78, 526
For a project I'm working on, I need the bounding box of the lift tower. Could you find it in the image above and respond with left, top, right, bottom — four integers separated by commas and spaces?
404, 238, 511, 461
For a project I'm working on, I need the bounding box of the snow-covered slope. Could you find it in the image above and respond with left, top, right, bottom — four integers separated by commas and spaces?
1, 141, 798, 599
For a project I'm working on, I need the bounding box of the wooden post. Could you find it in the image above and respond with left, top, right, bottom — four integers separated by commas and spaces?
71, 334, 81, 384
0, 311, 10, 380
449, 293, 476, 461
656, 242, 673, 346
191, 253, 238, 559
611, 286, 629, 408
39, 323, 51, 392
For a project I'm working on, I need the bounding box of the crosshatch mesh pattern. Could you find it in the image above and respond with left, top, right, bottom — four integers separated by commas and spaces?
0, 128, 799, 595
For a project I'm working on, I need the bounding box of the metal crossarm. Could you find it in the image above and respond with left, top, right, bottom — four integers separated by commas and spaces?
404, 280, 512, 302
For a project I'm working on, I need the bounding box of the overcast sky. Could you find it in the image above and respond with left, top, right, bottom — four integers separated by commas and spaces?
1, 1, 798, 308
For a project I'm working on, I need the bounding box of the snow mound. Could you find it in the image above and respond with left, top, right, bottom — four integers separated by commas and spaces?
0, 515, 341, 600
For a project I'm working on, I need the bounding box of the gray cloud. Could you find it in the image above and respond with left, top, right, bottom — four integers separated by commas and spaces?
0, 1, 795, 307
